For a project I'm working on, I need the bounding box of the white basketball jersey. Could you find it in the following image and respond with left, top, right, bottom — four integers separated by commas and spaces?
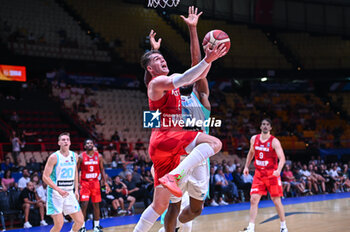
49, 150, 76, 191
181, 92, 210, 134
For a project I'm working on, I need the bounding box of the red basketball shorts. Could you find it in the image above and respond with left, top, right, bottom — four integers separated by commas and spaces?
250, 169, 283, 197
149, 129, 199, 186
80, 180, 102, 203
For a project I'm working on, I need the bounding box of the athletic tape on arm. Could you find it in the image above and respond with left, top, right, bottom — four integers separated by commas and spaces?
172, 59, 209, 89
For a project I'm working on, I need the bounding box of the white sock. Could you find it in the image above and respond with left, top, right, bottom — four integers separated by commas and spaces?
94, 220, 99, 227
280, 221, 286, 228
82, 222, 85, 228
182, 221, 193, 232
248, 222, 255, 230
133, 205, 160, 232
169, 143, 214, 177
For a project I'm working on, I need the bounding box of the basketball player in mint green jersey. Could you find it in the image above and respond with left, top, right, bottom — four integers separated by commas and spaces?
43, 132, 84, 232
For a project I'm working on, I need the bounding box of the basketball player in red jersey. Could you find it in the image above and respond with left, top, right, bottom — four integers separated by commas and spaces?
133, 30, 226, 232
240, 119, 288, 232
78, 139, 111, 232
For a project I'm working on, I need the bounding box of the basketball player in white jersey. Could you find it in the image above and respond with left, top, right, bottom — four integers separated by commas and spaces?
43, 132, 84, 232
154, 7, 212, 232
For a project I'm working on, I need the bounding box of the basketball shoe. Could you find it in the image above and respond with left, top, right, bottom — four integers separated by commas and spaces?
159, 174, 182, 197
280, 228, 288, 232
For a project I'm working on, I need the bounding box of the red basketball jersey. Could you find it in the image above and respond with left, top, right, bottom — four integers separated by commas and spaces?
149, 88, 182, 130
80, 151, 100, 181
253, 134, 278, 171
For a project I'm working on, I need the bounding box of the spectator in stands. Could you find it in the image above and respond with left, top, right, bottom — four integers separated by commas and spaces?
208, 166, 219, 206
111, 131, 120, 142
223, 166, 234, 182
310, 165, 326, 193
111, 153, 123, 169
124, 171, 145, 207
11, 131, 21, 165
27, 157, 41, 173
36, 181, 47, 204
282, 165, 306, 195
20, 181, 47, 228
125, 151, 136, 162
342, 164, 350, 190
1, 170, 17, 191
232, 167, 252, 191
1, 157, 14, 172
100, 179, 124, 216
118, 164, 131, 179
112, 176, 135, 215
31, 173, 41, 189
120, 139, 129, 154
140, 168, 153, 207
131, 166, 143, 184
299, 164, 314, 192
135, 139, 145, 151
215, 167, 239, 204
317, 164, 332, 192
18, 168, 31, 190
329, 165, 342, 192
226, 160, 236, 173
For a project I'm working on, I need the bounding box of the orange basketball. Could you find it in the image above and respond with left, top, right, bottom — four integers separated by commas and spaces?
202, 29, 230, 53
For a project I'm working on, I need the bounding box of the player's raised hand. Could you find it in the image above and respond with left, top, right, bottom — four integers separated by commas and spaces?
180, 6, 203, 27
204, 43, 227, 63
149, 29, 162, 50
243, 167, 249, 176
58, 189, 69, 198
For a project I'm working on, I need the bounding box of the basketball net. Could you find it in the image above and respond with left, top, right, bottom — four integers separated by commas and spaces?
148, 0, 180, 8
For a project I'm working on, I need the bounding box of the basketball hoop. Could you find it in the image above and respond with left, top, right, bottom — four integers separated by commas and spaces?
148, 0, 180, 8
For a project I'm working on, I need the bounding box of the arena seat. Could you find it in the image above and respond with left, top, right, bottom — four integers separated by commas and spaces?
279, 32, 350, 69
0, 0, 110, 61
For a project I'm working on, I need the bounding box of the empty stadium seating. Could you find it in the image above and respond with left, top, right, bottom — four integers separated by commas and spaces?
170, 15, 292, 69
66, 0, 190, 65
0, 0, 110, 61
279, 32, 350, 69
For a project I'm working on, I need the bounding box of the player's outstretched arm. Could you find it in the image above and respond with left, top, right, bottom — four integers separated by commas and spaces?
272, 138, 286, 177
181, 6, 202, 66
43, 154, 68, 197
244, 135, 256, 176
149, 43, 226, 93
183, 6, 211, 110
144, 30, 161, 86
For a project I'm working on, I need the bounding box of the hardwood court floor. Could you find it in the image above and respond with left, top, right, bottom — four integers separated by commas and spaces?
106, 196, 350, 232
8, 193, 350, 232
